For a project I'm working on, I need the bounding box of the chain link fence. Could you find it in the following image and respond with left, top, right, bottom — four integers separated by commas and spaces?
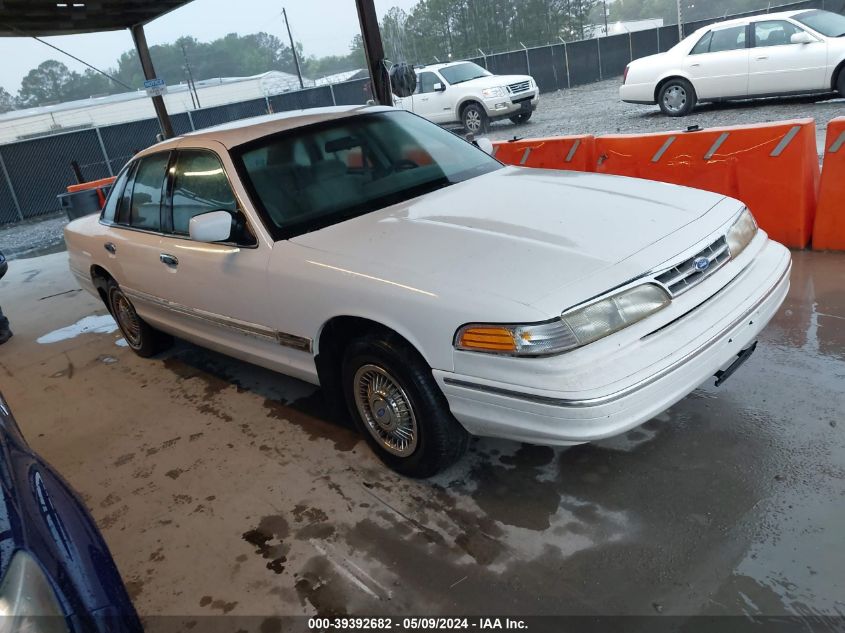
0, 77, 370, 225
0, 0, 843, 226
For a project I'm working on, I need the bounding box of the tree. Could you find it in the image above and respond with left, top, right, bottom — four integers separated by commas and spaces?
304, 34, 366, 78
17, 60, 76, 107
0, 87, 15, 113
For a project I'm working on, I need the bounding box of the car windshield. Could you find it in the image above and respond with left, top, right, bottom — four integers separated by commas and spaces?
439, 62, 491, 85
793, 9, 845, 36
234, 111, 502, 240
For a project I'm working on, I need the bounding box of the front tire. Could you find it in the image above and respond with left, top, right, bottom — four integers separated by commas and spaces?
837, 70, 845, 97
342, 333, 468, 477
658, 78, 696, 117
461, 102, 489, 134
106, 280, 171, 358
509, 111, 532, 124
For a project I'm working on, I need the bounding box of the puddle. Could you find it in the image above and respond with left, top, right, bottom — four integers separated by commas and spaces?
115, 338, 128, 348
37, 314, 117, 344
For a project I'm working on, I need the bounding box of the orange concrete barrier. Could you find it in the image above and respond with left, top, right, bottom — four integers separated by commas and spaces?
492, 136, 595, 173
594, 120, 820, 249
812, 117, 845, 251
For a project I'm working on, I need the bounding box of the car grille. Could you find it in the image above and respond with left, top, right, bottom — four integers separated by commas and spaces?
655, 236, 730, 297
507, 80, 531, 95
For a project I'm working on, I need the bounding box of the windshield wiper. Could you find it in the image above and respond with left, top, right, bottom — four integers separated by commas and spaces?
449, 76, 485, 85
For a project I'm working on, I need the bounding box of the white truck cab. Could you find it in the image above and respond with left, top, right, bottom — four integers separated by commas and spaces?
393, 61, 540, 133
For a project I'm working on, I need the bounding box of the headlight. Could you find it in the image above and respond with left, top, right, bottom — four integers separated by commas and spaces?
454, 284, 671, 356
481, 87, 506, 98
0, 551, 69, 630
726, 208, 758, 257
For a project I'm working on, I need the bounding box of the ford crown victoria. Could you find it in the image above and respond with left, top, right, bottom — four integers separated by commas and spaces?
64, 106, 791, 476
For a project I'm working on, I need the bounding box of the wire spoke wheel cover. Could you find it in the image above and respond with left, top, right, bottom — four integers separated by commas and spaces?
113, 291, 142, 348
353, 364, 418, 457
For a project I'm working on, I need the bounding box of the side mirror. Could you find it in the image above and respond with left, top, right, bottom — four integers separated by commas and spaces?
189, 210, 233, 243
433, 82, 446, 92
791, 31, 814, 44
475, 137, 495, 155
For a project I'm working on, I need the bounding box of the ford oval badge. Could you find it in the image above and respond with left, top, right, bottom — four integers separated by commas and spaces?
693, 256, 710, 272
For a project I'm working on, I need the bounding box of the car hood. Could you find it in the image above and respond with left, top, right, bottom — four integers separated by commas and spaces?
453, 74, 532, 89
290, 167, 730, 313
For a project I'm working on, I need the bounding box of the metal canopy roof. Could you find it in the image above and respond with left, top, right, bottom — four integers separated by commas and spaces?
0, 1, 194, 36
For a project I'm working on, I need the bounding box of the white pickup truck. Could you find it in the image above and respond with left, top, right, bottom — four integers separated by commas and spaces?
393, 61, 540, 133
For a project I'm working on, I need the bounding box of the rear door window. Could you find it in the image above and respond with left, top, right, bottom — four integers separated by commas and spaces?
129, 153, 169, 231
709, 25, 748, 53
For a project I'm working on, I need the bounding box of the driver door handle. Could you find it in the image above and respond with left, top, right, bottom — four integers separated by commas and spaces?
756, 55, 769, 60
159, 253, 179, 267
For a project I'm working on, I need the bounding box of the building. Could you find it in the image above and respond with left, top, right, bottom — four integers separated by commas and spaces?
0, 70, 314, 144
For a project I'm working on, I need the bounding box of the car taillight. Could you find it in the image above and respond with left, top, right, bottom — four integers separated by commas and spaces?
623, 65, 630, 84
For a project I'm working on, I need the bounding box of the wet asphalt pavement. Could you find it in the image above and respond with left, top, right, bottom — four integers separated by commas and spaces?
0, 249, 842, 629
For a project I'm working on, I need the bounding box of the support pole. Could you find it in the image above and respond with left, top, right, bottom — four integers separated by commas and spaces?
282, 8, 305, 90
131, 23, 174, 139
677, 0, 684, 40
355, 0, 392, 106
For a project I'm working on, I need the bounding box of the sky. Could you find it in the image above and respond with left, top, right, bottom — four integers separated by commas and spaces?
0, 0, 419, 94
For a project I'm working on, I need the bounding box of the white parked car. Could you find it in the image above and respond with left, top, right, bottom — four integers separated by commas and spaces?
621, 9, 845, 116
65, 106, 791, 477
393, 61, 540, 133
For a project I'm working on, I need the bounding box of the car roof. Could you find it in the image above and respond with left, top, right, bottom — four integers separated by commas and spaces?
691, 9, 808, 33
419, 61, 476, 71
137, 104, 392, 155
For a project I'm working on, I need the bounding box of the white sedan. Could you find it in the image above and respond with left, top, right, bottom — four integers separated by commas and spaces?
621, 9, 845, 116
65, 106, 791, 476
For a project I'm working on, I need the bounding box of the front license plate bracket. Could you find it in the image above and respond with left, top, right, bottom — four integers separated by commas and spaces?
714, 341, 758, 387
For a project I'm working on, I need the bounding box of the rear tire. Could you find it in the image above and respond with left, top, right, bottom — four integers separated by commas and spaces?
106, 280, 171, 358
342, 332, 468, 478
658, 78, 696, 117
461, 102, 489, 134
509, 111, 532, 124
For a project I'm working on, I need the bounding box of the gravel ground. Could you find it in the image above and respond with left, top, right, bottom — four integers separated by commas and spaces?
0, 213, 68, 261
2, 78, 842, 260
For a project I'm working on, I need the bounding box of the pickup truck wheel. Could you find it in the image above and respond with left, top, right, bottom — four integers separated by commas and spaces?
509, 111, 532, 124
461, 103, 489, 134
106, 281, 171, 358
658, 78, 696, 117
342, 333, 468, 477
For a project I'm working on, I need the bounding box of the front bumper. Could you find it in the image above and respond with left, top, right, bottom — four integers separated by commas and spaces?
435, 239, 791, 446
484, 91, 539, 118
